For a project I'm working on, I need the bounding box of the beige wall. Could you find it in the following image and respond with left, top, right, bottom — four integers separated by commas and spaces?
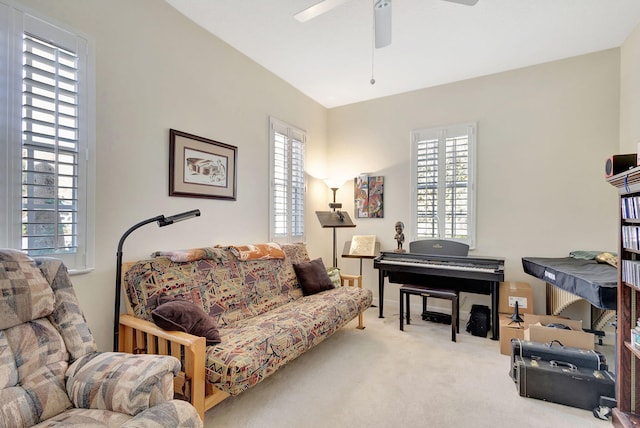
16, 0, 330, 350
621, 23, 640, 153
14, 0, 627, 348
329, 50, 621, 314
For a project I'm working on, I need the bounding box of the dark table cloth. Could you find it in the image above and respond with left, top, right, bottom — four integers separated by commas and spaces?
522, 257, 617, 310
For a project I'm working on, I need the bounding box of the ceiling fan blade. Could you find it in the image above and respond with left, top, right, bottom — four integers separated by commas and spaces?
294, 0, 352, 23
374, 0, 392, 48
441, 0, 479, 5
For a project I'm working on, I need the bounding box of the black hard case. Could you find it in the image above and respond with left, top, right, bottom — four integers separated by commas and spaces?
510, 339, 607, 382
513, 355, 615, 410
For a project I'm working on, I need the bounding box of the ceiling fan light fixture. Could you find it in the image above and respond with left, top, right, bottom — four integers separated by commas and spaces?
374, 0, 392, 48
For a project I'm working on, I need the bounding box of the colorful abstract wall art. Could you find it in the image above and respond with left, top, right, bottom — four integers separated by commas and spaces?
354, 175, 384, 218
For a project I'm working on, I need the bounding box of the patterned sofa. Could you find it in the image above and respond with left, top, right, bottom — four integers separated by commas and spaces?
120, 242, 372, 419
0, 249, 202, 428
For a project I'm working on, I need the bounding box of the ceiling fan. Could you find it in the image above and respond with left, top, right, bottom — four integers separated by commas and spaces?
294, 0, 479, 48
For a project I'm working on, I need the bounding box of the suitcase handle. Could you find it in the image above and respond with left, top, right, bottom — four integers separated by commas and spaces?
550, 360, 577, 371
545, 339, 565, 348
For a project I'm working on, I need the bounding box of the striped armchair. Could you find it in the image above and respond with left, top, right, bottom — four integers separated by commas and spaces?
0, 249, 202, 427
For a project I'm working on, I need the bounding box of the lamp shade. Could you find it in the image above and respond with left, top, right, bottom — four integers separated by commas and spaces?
324, 178, 346, 190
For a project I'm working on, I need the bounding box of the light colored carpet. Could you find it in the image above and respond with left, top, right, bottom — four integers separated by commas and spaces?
204, 307, 613, 428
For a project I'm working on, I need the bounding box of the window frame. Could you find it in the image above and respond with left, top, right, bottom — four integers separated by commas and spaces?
410, 122, 477, 248
0, 1, 95, 273
269, 117, 306, 244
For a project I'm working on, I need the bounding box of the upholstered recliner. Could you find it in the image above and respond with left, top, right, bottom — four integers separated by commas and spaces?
0, 249, 202, 427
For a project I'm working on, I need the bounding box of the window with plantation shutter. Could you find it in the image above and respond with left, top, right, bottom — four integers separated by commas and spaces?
1, 3, 95, 272
269, 118, 306, 243
411, 123, 476, 248
22, 34, 80, 256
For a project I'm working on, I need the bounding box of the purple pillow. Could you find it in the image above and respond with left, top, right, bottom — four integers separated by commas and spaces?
293, 257, 334, 295
151, 297, 221, 345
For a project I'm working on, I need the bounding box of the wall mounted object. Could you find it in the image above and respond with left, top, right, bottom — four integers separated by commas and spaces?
354, 175, 384, 218
170, 129, 237, 200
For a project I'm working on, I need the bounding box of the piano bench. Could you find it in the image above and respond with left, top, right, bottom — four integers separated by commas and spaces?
399, 285, 459, 342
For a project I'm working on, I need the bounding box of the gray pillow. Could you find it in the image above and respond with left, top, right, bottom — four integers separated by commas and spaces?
151, 297, 221, 345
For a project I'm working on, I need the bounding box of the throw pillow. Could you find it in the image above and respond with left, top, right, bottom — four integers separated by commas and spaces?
326, 266, 341, 288
151, 297, 221, 345
293, 258, 334, 295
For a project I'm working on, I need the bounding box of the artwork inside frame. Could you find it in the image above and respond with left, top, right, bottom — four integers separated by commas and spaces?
169, 129, 237, 200
354, 175, 384, 218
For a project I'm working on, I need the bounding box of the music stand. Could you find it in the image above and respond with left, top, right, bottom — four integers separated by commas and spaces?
342, 238, 380, 275
316, 210, 356, 267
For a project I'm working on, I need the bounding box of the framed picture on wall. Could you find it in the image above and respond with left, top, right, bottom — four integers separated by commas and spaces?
169, 129, 237, 200
354, 175, 384, 218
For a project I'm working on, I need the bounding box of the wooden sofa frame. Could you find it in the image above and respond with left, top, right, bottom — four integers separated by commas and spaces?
118, 270, 364, 420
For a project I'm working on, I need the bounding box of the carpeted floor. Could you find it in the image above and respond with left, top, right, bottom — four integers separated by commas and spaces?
204, 307, 613, 428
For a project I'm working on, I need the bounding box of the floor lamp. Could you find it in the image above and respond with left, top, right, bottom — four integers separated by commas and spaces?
315, 181, 355, 267
113, 209, 200, 351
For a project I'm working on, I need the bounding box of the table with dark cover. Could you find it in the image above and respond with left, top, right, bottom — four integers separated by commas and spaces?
522, 257, 617, 310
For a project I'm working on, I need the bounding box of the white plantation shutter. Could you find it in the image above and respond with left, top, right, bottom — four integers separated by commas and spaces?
270, 118, 306, 243
22, 34, 80, 255
412, 123, 476, 247
1, 4, 95, 272
414, 133, 439, 238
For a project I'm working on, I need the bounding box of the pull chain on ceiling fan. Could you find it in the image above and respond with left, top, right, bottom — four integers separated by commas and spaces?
295, 0, 479, 84
295, 0, 478, 49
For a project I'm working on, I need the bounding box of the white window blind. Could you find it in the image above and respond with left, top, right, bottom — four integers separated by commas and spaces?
270, 118, 306, 243
411, 123, 476, 247
1, 3, 95, 272
22, 34, 80, 256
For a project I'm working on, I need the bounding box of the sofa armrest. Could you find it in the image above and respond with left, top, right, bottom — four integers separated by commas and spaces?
339, 273, 366, 329
340, 273, 362, 288
118, 314, 227, 421
66, 351, 180, 415
119, 313, 205, 350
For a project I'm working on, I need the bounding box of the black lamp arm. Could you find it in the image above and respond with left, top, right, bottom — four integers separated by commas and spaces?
114, 215, 163, 351
158, 209, 201, 227
113, 209, 200, 352
117, 216, 164, 254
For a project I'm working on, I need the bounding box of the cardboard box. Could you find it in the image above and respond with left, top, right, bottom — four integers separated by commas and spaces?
499, 313, 595, 355
499, 315, 526, 355
499, 282, 534, 315
523, 314, 594, 350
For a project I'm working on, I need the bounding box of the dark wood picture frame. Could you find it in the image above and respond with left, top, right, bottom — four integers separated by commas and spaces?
169, 129, 237, 200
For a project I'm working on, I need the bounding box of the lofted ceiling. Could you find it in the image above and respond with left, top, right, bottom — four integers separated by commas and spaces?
166, 0, 640, 108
